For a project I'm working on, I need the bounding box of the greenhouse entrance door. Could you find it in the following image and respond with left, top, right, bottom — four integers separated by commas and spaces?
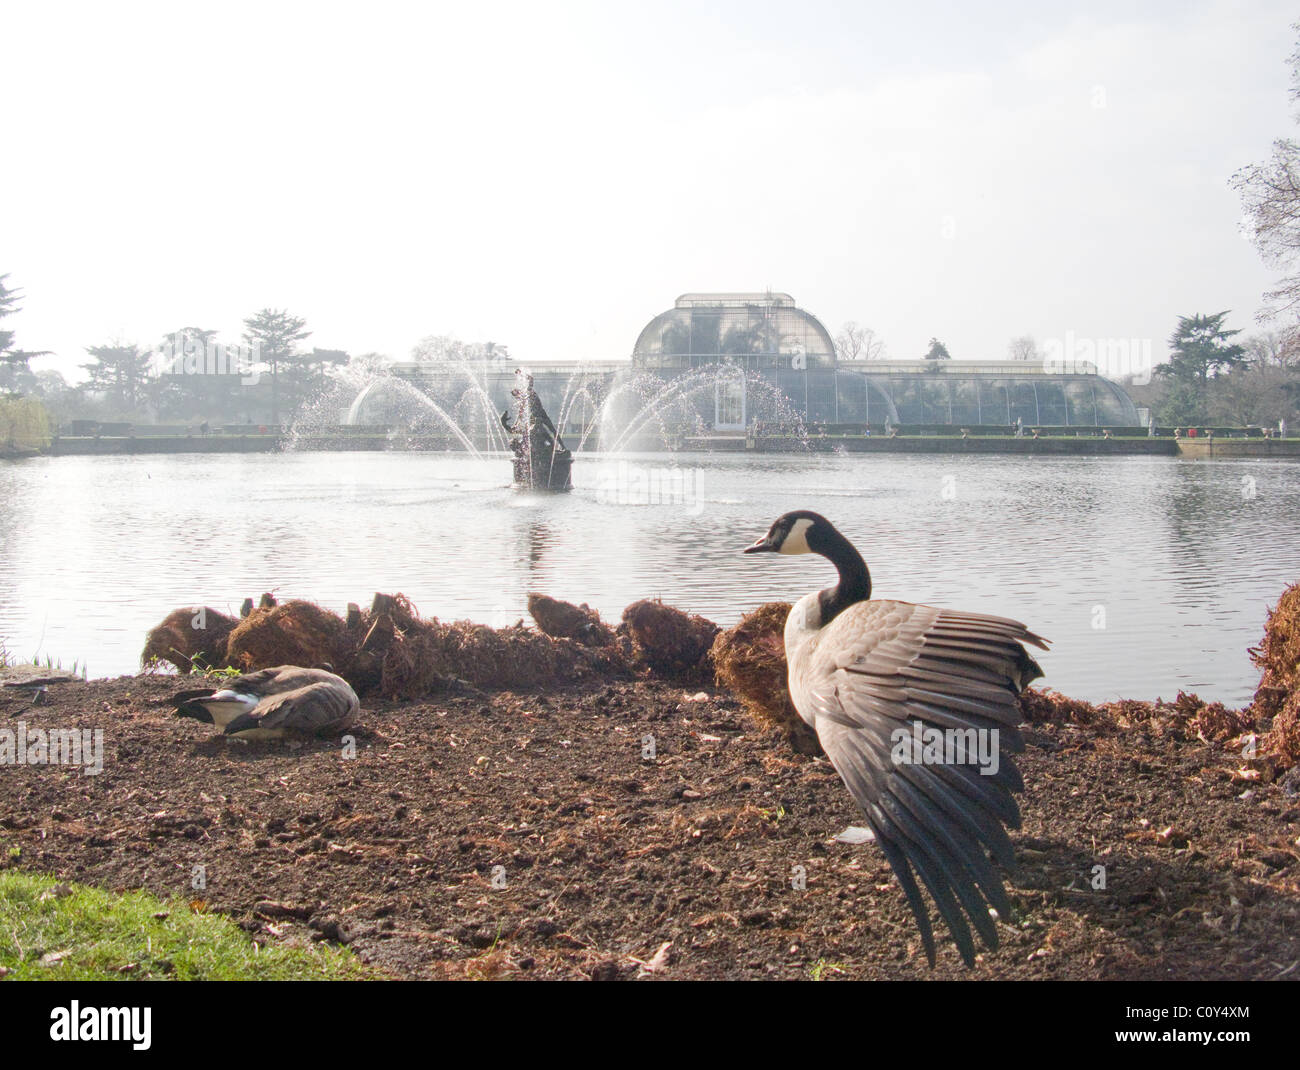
715, 374, 746, 430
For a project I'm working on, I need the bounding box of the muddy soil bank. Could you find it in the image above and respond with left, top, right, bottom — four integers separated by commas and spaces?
1, 673, 1297, 979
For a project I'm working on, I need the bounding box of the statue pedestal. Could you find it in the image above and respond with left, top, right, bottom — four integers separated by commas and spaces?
512, 449, 572, 492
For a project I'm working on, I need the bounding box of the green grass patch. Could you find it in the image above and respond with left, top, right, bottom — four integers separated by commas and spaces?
808, 958, 848, 980
0, 871, 380, 980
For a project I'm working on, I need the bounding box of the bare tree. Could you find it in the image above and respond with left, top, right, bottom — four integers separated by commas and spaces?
1243, 328, 1299, 368
834, 321, 887, 362
1233, 23, 1300, 347
1007, 335, 1039, 361
411, 335, 492, 363
336, 351, 394, 387
1206, 361, 1299, 426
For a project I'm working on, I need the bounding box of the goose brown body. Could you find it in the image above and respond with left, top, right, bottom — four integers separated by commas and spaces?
171, 666, 359, 741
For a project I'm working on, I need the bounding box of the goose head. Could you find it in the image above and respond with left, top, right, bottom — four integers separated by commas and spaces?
745, 510, 873, 621
743, 510, 830, 556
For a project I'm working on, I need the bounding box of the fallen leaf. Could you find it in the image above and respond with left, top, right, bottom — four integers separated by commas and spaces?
633, 941, 673, 977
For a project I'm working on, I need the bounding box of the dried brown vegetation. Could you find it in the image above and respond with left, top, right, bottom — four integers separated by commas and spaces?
226, 599, 349, 672
620, 599, 718, 679
140, 607, 239, 673
527, 593, 615, 647
710, 602, 819, 754
1251, 582, 1300, 765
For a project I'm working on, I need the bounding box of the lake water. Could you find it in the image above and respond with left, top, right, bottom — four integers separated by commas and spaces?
1, 450, 1297, 706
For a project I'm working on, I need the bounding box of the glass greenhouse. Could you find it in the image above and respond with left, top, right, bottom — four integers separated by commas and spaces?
632, 292, 838, 371
631, 294, 1140, 428
382, 292, 1141, 443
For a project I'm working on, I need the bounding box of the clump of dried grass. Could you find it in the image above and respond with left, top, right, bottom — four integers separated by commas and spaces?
620, 599, 718, 679
1162, 691, 1255, 744
1251, 582, 1300, 765
373, 595, 630, 699
527, 593, 615, 647
140, 607, 239, 673
1020, 687, 1255, 747
225, 600, 349, 672
710, 602, 819, 754
1018, 688, 1108, 728
146, 591, 632, 699
1265, 692, 1300, 767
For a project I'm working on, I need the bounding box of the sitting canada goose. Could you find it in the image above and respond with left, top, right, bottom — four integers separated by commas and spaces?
170, 665, 359, 741
745, 510, 1049, 967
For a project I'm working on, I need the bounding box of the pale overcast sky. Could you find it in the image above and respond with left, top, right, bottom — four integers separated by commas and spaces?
3, 0, 1295, 381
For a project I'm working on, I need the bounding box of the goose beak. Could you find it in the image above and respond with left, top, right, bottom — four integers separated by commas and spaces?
744, 534, 775, 554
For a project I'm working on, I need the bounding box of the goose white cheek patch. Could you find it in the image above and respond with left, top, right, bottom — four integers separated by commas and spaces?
779, 518, 814, 554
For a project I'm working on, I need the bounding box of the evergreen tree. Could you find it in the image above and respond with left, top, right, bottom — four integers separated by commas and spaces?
924, 337, 951, 360
243, 308, 311, 425
149, 327, 229, 419
0, 274, 47, 396
1159, 312, 1245, 385
81, 343, 154, 415
1154, 312, 1246, 423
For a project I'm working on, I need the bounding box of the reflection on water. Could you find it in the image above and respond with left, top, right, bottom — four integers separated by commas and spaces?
1, 451, 1297, 706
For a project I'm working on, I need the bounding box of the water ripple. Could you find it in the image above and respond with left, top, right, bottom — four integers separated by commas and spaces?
1, 451, 1297, 706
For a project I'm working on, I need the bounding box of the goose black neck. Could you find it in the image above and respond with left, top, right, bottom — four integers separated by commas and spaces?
813, 524, 872, 624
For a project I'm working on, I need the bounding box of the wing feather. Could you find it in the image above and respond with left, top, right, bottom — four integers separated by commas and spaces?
222, 672, 360, 738
256, 682, 357, 734
790, 598, 1049, 966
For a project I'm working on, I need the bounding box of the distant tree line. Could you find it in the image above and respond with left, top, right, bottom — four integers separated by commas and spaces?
1124, 315, 1298, 426
1, 294, 394, 428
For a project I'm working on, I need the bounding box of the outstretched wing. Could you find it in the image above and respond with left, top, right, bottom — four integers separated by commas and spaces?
796, 599, 1048, 966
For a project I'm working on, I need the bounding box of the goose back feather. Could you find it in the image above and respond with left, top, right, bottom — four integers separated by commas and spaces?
172, 666, 359, 740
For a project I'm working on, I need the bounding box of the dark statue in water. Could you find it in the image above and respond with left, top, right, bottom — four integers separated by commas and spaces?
501, 371, 573, 492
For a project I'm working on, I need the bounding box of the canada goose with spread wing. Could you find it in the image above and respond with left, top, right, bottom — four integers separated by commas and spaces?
745, 510, 1048, 966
